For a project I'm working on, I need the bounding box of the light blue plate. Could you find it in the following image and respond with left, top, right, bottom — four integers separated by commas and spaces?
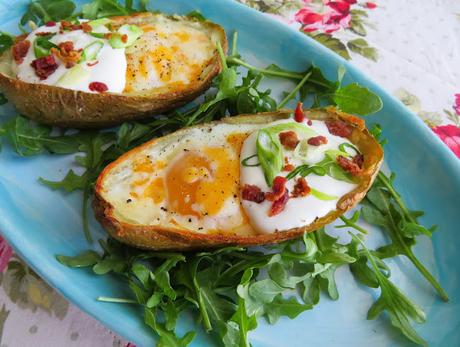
1, 0, 460, 346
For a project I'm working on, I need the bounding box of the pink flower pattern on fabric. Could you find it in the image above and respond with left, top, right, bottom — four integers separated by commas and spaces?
432, 94, 460, 159
295, 0, 355, 34
0, 235, 13, 272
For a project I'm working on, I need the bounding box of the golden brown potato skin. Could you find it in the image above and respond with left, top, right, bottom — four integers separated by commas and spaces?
0, 13, 227, 128
94, 107, 384, 251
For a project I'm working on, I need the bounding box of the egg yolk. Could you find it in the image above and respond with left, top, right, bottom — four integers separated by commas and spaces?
165, 147, 237, 217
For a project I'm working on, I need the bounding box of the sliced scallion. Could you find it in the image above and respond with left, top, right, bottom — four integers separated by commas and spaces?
55, 64, 90, 88
33, 34, 57, 58
81, 40, 104, 62
241, 154, 260, 167
339, 142, 360, 156
256, 129, 283, 186
311, 188, 337, 201
109, 24, 143, 48
87, 18, 111, 29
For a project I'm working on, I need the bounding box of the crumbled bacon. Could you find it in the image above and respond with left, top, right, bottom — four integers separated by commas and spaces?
325, 119, 353, 138
268, 189, 289, 217
307, 135, 328, 146
352, 153, 364, 168
51, 41, 82, 68
241, 184, 265, 203
336, 154, 363, 176
307, 119, 313, 126
87, 60, 99, 67
121, 34, 128, 43
292, 177, 311, 198
279, 131, 299, 150
283, 164, 295, 172
12, 39, 30, 64
81, 22, 92, 33
89, 82, 108, 93
30, 55, 58, 80
294, 101, 305, 122
60, 20, 83, 31
35, 31, 53, 36
45, 21, 56, 27
265, 176, 287, 202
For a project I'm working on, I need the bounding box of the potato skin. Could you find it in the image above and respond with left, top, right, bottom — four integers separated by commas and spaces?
94, 108, 384, 251
0, 13, 227, 128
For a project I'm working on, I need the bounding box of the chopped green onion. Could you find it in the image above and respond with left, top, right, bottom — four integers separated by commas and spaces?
286, 165, 326, 180
264, 122, 316, 138
90, 32, 106, 39
109, 24, 143, 48
325, 149, 351, 160
293, 139, 309, 160
55, 64, 90, 88
311, 188, 337, 201
338, 142, 360, 156
241, 154, 260, 167
33, 35, 57, 58
87, 18, 111, 29
81, 40, 104, 62
256, 129, 283, 186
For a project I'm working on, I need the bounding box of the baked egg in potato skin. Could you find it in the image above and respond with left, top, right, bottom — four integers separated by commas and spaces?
94, 107, 383, 251
0, 12, 227, 128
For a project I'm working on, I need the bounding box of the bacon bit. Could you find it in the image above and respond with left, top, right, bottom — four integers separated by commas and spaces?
294, 102, 305, 122
45, 21, 56, 27
35, 31, 53, 36
30, 55, 58, 80
268, 189, 289, 217
121, 34, 128, 43
292, 177, 311, 198
336, 155, 363, 176
307, 135, 328, 146
265, 176, 287, 202
279, 131, 299, 150
241, 184, 265, 203
51, 41, 82, 68
325, 119, 353, 138
60, 20, 83, 31
87, 60, 99, 67
89, 81, 108, 93
81, 22, 92, 33
12, 39, 30, 64
352, 153, 364, 168
283, 164, 295, 172
307, 119, 313, 126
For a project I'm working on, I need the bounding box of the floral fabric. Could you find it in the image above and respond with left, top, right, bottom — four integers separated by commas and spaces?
1, 1, 459, 347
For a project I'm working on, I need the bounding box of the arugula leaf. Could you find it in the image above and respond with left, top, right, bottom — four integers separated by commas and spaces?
265, 294, 312, 324
56, 250, 101, 267
21, 0, 76, 26
333, 83, 383, 115
363, 172, 448, 301
186, 10, 206, 22
350, 234, 428, 347
39, 170, 87, 192
0, 32, 13, 54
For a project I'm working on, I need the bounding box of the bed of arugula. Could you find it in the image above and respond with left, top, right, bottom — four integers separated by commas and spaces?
0, 1, 449, 346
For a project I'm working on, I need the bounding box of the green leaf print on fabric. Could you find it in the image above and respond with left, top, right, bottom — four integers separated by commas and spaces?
0, 256, 69, 319
394, 88, 444, 128
347, 38, 378, 61
0, 304, 10, 344
307, 33, 351, 60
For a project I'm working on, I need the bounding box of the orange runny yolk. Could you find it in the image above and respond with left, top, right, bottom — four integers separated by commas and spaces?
165, 133, 248, 218
165, 147, 238, 217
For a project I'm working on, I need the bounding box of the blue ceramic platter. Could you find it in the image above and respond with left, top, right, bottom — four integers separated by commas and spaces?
1, 0, 460, 346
